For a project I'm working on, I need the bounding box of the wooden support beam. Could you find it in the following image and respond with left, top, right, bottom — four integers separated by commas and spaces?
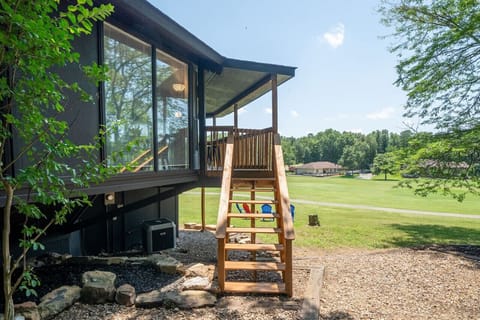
271, 74, 278, 134
217, 239, 225, 291
234, 104, 238, 129
285, 239, 293, 297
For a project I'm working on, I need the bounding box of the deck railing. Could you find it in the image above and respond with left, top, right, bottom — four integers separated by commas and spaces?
206, 126, 274, 176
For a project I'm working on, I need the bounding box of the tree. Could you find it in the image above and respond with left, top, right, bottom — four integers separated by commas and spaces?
380, 0, 480, 130
281, 137, 296, 165
0, 1, 113, 319
372, 153, 399, 181
338, 144, 366, 171
398, 128, 480, 201
380, 0, 480, 199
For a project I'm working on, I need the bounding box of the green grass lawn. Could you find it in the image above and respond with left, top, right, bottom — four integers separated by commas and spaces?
179, 175, 480, 249
287, 175, 480, 215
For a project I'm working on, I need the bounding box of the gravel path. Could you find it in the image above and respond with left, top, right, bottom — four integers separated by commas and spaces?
36, 231, 480, 319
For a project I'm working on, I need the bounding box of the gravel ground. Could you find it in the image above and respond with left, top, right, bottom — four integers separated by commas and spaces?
317, 247, 480, 320
15, 230, 480, 319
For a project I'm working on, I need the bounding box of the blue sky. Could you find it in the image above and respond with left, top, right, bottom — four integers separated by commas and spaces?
148, 0, 417, 137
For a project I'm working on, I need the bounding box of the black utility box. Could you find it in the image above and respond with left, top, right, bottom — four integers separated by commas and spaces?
142, 218, 176, 253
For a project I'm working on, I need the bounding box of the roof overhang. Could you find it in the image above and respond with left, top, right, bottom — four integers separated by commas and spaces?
102, 1, 296, 118
205, 58, 296, 118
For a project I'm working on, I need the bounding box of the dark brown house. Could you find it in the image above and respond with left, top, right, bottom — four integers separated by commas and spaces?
2, 0, 296, 295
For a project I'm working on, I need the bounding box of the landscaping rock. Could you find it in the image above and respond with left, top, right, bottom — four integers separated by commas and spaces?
184, 263, 215, 281
135, 290, 164, 308
38, 285, 81, 320
103, 256, 128, 265
68, 256, 128, 265
182, 277, 210, 290
81, 270, 116, 304
149, 254, 183, 274
14, 301, 40, 320
238, 238, 251, 244
115, 284, 136, 307
163, 290, 216, 309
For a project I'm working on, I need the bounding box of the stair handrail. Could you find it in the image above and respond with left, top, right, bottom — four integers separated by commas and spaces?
273, 134, 295, 240
119, 145, 169, 173
215, 135, 235, 239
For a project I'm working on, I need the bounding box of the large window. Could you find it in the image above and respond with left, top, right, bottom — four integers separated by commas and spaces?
103, 23, 191, 172
104, 23, 153, 171
156, 50, 189, 170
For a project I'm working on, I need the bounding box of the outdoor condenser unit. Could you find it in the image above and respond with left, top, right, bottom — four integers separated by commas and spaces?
142, 218, 176, 253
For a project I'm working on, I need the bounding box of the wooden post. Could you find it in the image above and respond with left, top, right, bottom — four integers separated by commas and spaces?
271, 74, 278, 134
285, 239, 293, 297
234, 103, 238, 129
201, 187, 206, 231
217, 239, 225, 292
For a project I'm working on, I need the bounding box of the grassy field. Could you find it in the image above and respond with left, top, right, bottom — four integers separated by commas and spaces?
287, 175, 480, 214
179, 175, 480, 249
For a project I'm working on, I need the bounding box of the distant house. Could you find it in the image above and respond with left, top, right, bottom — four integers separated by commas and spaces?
295, 161, 342, 176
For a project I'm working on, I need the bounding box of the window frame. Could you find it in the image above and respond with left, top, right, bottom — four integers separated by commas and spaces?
100, 21, 197, 174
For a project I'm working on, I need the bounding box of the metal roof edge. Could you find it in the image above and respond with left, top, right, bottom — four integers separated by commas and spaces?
223, 58, 296, 76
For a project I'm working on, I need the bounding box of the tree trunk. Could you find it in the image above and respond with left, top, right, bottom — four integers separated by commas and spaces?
3, 184, 14, 320
384, 172, 387, 181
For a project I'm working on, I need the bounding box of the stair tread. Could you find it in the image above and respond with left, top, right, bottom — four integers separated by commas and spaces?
229, 199, 276, 204
227, 213, 278, 218
225, 243, 284, 251
230, 188, 275, 192
227, 227, 281, 234
225, 260, 286, 271
223, 281, 286, 294
232, 177, 275, 181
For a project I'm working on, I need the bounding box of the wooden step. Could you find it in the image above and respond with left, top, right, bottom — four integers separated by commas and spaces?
227, 213, 278, 219
227, 227, 281, 234
229, 199, 276, 205
231, 178, 275, 188
230, 187, 275, 192
223, 281, 286, 294
225, 243, 284, 251
232, 177, 275, 181
225, 260, 286, 271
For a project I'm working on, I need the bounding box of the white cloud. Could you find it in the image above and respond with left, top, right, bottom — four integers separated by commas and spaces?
238, 107, 247, 114
323, 23, 345, 49
366, 107, 395, 120
265, 108, 272, 114
291, 110, 299, 118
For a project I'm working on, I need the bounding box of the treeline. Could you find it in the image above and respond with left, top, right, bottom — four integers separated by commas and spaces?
281, 129, 413, 169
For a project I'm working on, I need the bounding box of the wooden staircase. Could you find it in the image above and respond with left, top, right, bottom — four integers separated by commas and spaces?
215, 131, 295, 296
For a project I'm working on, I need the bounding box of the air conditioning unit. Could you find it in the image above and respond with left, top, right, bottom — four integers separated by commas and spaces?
142, 218, 176, 253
